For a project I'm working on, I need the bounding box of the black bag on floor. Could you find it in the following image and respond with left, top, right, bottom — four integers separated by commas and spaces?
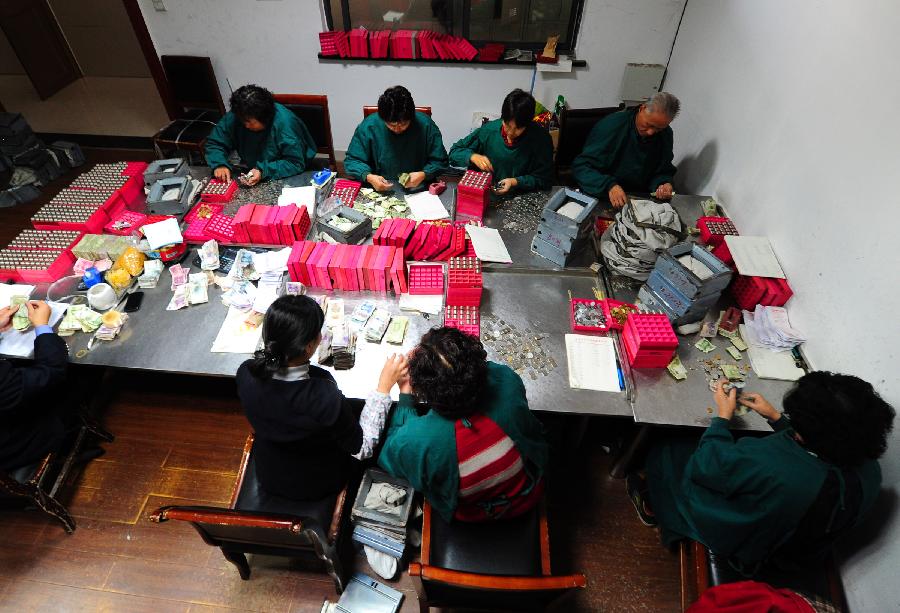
0, 155, 11, 191
0, 184, 40, 208
0, 113, 34, 147
50, 140, 85, 167
13, 146, 50, 169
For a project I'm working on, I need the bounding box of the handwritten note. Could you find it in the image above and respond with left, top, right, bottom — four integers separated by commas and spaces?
564, 334, 621, 392
724, 236, 786, 278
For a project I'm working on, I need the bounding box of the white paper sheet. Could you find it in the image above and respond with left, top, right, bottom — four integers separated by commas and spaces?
252, 287, 281, 314
0, 284, 35, 308
278, 185, 316, 210
398, 293, 444, 315
210, 306, 264, 353
0, 302, 69, 358
142, 218, 184, 250
405, 191, 449, 221
465, 225, 512, 263
724, 236, 786, 278
564, 334, 622, 392
739, 324, 804, 381
251, 248, 292, 274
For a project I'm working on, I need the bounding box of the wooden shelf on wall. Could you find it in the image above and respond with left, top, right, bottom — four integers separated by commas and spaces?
317, 54, 587, 69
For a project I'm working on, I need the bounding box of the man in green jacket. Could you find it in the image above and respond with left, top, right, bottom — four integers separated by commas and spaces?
631, 374, 893, 571
378, 328, 548, 523
572, 92, 680, 207
205, 84, 317, 185
449, 88, 553, 194
344, 86, 448, 192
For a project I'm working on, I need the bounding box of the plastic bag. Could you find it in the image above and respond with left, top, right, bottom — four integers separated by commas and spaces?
114, 246, 146, 276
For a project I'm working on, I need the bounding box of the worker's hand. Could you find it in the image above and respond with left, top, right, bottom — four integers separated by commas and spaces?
654, 183, 674, 200
0, 306, 14, 332
714, 379, 737, 420
26, 301, 51, 327
213, 166, 232, 183
470, 153, 494, 172
244, 168, 262, 186
494, 178, 517, 195
367, 174, 394, 192
377, 353, 409, 394
738, 392, 780, 421
405, 171, 426, 189
608, 185, 628, 208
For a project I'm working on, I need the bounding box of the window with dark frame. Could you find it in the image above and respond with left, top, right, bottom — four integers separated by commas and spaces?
324, 0, 585, 53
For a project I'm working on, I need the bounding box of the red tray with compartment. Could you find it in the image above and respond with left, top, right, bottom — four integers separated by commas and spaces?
570, 299, 612, 333
407, 262, 444, 295
622, 313, 678, 368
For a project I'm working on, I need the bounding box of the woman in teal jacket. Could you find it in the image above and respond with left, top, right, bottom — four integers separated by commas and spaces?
205, 84, 317, 185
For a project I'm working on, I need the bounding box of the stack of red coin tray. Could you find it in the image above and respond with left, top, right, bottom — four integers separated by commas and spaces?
390, 30, 416, 59
622, 313, 679, 368
417, 30, 437, 59
330, 179, 362, 207
0, 248, 74, 283
444, 305, 480, 337
319, 31, 349, 57
203, 213, 236, 244
7, 229, 82, 253
31, 204, 109, 233
446, 256, 482, 306
731, 275, 793, 309
200, 179, 238, 203
349, 28, 369, 58
457, 170, 492, 219
373, 218, 416, 247
370, 30, 391, 58
288, 242, 404, 294
478, 43, 505, 62
407, 262, 444, 295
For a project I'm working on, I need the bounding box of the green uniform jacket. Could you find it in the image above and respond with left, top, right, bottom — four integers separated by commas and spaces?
204, 103, 317, 180
572, 107, 676, 197
448, 119, 554, 192
344, 111, 448, 185
378, 362, 549, 523
647, 417, 882, 568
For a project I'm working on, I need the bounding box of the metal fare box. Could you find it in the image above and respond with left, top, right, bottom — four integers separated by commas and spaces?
143, 158, 189, 189
146, 176, 199, 216
539, 188, 599, 238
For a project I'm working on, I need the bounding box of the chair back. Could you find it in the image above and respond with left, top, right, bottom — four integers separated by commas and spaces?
363, 105, 432, 118
273, 94, 336, 169
160, 55, 226, 116
556, 104, 625, 170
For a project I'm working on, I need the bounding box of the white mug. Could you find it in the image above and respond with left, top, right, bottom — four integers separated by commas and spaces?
87, 283, 117, 311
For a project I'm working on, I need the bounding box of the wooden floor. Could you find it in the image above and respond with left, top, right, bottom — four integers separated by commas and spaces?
0, 151, 683, 612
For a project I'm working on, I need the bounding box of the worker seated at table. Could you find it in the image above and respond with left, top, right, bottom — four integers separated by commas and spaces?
572, 91, 680, 208
236, 295, 407, 501
629, 374, 895, 572
204, 84, 317, 186
344, 85, 448, 192
378, 327, 549, 523
448, 88, 553, 195
0, 301, 74, 472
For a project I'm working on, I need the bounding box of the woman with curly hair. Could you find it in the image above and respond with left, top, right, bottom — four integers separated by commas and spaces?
630, 373, 895, 572
236, 295, 407, 500
378, 327, 549, 522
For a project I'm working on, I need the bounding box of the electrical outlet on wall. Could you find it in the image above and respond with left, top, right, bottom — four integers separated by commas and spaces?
151, 0, 166, 11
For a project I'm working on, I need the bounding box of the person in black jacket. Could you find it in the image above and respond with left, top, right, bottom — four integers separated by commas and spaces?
236, 295, 408, 500
0, 300, 71, 471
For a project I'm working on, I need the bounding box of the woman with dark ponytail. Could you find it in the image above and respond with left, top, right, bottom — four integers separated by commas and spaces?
236, 295, 408, 500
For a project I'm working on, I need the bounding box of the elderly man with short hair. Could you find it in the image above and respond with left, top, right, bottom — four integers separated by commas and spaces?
573, 92, 680, 208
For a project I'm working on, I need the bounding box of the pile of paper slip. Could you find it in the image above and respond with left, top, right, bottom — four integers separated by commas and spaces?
742, 305, 805, 351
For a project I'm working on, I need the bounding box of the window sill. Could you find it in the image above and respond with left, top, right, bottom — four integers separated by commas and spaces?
317, 54, 587, 68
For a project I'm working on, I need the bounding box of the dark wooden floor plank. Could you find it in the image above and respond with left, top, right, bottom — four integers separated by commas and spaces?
95, 437, 173, 468
0, 543, 115, 589
153, 467, 237, 504
0, 580, 189, 613
163, 443, 244, 475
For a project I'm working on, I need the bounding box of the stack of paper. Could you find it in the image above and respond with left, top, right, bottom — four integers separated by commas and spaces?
405, 191, 449, 221
564, 334, 622, 392
740, 324, 804, 381
742, 305, 805, 351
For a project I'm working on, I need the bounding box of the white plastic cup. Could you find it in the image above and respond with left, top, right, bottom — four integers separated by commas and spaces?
87, 283, 117, 311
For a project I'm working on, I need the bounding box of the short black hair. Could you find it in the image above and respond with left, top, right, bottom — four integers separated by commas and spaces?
248, 295, 324, 379
783, 371, 895, 466
230, 84, 276, 126
501, 88, 535, 127
408, 327, 488, 420
378, 86, 415, 123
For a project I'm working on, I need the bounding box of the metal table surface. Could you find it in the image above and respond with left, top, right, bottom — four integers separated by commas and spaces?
479, 269, 632, 417
604, 194, 800, 431
480, 187, 600, 271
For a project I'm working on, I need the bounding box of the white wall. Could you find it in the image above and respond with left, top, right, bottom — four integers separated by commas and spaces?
664, 2, 900, 610
136, 0, 685, 149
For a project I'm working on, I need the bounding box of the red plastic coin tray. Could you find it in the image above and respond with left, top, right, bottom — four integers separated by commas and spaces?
31, 205, 109, 233
330, 179, 362, 206
711, 241, 734, 267
407, 223, 431, 259
7, 229, 82, 252
232, 204, 255, 243
570, 298, 612, 333
182, 217, 213, 243
601, 298, 638, 331
444, 304, 480, 337
407, 262, 444, 295
447, 267, 483, 307
762, 277, 793, 307
698, 216, 738, 246
275, 206, 299, 245
292, 205, 311, 241
122, 161, 149, 176
184, 202, 224, 225
349, 28, 369, 58
456, 170, 492, 219
375, 246, 395, 293
201, 179, 238, 202
391, 247, 407, 294
373, 218, 394, 245
8, 248, 75, 283
203, 213, 236, 244
434, 227, 466, 261
730, 274, 769, 310
328, 244, 347, 290
103, 210, 148, 236
622, 313, 678, 368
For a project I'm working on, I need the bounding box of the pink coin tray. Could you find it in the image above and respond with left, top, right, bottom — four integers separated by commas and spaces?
570, 298, 612, 333
201, 179, 238, 202
203, 213, 236, 243
444, 304, 480, 337
104, 210, 148, 236
407, 262, 444, 295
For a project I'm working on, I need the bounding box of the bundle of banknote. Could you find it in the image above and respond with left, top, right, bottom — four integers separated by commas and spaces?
199, 239, 220, 271
95, 311, 128, 341
138, 259, 164, 289
331, 325, 357, 370
169, 263, 188, 290
221, 280, 255, 311
364, 309, 392, 343
167, 284, 189, 310
325, 298, 344, 329
10, 295, 30, 332
188, 272, 209, 305
384, 316, 409, 345
666, 355, 688, 380
350, 301, 376, 326
284, 282, 306, 296
57, 304, 103, 336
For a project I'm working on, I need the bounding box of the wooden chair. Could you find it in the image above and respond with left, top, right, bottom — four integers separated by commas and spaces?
149, 434, 353, 593
0, 413, 114, 534
555, 104, 625, 183
152, 55, 226, 163
363, 105, 432, 118
408, 498, 586, 612
273, 94, 337, 170
679, 541, 845, 612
